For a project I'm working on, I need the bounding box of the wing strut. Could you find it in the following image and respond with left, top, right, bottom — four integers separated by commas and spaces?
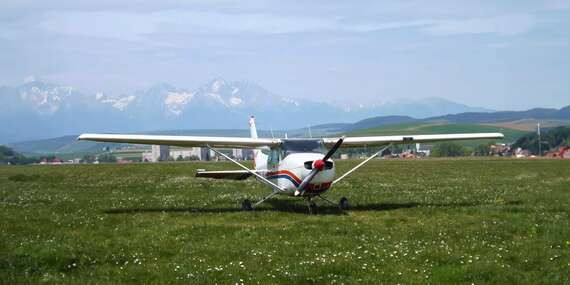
205, 145, 284, 193
333, 143, 393, 185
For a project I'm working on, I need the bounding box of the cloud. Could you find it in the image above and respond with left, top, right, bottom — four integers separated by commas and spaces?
37, 10, 335, 41
38, 11, 156, 41
422, 14, 537, 36
341, 19, 434, 33
36, 10, 538, 44
544, 0, 570, 11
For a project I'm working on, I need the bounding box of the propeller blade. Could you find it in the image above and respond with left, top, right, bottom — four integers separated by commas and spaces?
322, 136, 345, 161
295, 169, 319, 196
294, 136, 345, 197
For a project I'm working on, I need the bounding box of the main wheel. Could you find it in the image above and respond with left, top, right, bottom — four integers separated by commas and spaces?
242, 199, 253, 211
308, 202, 318, 215
339, 197, 349, 210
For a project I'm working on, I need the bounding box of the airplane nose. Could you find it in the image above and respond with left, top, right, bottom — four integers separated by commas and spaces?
305, 163, 335, 183
304, 160, 333, 170
313, 159, 325, 171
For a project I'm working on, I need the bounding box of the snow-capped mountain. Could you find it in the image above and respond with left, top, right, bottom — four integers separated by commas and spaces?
0, 78, 491, 143
17, 81, 76, 115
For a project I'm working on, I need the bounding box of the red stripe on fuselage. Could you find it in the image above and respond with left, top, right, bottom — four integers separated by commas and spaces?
305, 181, 332, 192
265, 170, 302, 183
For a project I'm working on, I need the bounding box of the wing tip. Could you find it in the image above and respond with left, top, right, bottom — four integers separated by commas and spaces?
77, 133, 99, 141
493, 132, 505, 139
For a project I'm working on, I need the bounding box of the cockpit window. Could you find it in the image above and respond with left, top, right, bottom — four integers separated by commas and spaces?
281, 139, 325, 157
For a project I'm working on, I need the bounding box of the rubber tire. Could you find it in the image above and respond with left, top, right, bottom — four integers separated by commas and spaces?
242, 199, 253, 211
339, 197, 349, 210
309, 202, 317, 215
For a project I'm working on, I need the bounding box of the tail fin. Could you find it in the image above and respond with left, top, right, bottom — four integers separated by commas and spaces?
249, 116, 267, 169
249, 116, 258, 139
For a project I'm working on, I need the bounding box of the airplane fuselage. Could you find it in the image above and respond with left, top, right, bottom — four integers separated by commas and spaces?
257, 151, 335, 197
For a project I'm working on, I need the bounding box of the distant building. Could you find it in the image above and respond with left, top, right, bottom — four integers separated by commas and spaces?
141, 146, 254, 162
142, 152, 153, 162
515, 148, 531, 158
40, 157, 63, 165
546, 147, 570, 159
490, 144, 510, 156
201, 147, 212, 161
415, 143, 432, 157
232, 148, 242, 160
170, 147, 202, 160
243, 149, 253, 160
151, 145, 170, 162
564, 148, 570, 159
141, 145, 170, 162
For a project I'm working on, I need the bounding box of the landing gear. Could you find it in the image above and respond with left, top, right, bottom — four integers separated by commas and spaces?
308, 201, 317, 215
316, 195, 349, 211
339, 197, 349, 210
241, 199, 253, 211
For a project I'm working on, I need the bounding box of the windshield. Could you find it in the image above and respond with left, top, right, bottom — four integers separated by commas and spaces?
281, 139, 325, 157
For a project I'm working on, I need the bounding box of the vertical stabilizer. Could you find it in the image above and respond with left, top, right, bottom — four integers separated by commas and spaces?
249, 116, 267, 170
249, 116, 258, 139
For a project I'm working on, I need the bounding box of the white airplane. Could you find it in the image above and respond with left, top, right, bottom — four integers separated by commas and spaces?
78, 116, 504, 214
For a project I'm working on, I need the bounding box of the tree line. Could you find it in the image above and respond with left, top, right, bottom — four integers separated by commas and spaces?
511, 126, 570, 155
0, 146, 37, 165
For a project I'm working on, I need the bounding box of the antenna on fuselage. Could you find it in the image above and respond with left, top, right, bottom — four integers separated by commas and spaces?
270, 127, 275, 139
307, 125, 313, 138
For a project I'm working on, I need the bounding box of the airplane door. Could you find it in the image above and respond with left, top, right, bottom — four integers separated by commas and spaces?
267, 148, 280, 170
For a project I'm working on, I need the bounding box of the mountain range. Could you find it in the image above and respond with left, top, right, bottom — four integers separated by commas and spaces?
8, 104, 570, 156
0, 78, 492, 144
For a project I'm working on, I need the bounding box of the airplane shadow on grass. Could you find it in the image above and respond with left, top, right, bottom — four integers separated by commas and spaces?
104, 199, 522, 216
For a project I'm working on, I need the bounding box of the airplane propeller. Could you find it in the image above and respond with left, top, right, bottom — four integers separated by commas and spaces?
294, 136, 345, 196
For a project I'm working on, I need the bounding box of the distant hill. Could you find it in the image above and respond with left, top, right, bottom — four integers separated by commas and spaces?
429, 106, 570, 124
343, 115, 418, 131
323, 105, 570, 133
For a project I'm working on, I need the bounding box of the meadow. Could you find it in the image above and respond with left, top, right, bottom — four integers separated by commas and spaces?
1, 159, 569, 284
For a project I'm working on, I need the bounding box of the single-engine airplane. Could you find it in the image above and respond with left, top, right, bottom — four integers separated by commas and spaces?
78, 116, 503, 214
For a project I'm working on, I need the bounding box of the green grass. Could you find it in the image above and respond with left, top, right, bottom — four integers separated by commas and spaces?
1, 159, 570, 284
348, 123, 528, 146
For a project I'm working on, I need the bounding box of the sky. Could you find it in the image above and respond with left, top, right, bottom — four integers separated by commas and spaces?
0, 0, 569, 110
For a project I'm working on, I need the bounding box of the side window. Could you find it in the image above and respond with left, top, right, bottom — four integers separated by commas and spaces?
267, 148, 280, 169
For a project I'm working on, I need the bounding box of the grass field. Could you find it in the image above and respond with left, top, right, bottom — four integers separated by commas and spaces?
1, 159, 569, 284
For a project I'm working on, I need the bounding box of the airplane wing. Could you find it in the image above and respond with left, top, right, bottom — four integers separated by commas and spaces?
323, 133, 504, 148
195, 169, 254, 180
77, 134, 280, 148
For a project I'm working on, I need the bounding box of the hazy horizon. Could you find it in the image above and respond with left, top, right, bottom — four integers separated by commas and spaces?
1, 1, 569, 110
